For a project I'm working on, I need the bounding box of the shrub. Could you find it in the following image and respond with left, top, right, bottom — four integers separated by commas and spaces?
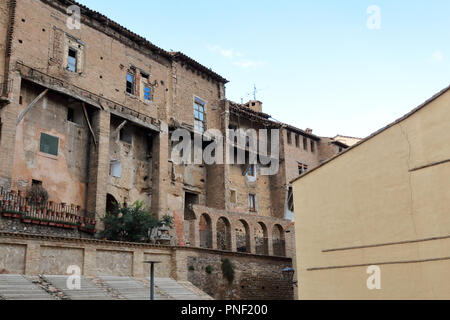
205, 265, 213, 274
188, 265, 195, 271
221, 258, 234, 284
98, 201, 173, 243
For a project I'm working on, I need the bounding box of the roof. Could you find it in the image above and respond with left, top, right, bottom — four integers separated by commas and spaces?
42, 0, 228, 83
291, 84, 450, 184
170, 52, 229, 83
228, 100, 322, 140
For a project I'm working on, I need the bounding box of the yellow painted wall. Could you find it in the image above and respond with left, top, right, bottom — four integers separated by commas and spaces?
293, 88, 450, 299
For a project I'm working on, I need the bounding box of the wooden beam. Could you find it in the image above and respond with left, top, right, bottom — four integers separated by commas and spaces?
82, 102, 97, 148
115, 120, 128, 138
16, 89, 49, 125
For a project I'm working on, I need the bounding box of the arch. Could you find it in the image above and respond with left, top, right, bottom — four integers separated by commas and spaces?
199, 213, 212, 248
254, 222, 269, 255
216, 217, 232, 251
236, 219, 250, 253
106, 194, 118, 214
272, 224, 286, 256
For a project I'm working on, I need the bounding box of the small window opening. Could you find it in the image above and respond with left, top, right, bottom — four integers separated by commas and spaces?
67, 48, 78, 72
126, 72, 135, 95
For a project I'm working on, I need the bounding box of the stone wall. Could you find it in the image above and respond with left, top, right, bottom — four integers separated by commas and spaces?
0, 232, 293, 300
187, 251, 293, 300
0, 215, 93, 238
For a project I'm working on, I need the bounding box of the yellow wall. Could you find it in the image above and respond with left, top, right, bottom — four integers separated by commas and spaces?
293, 88, 450, 299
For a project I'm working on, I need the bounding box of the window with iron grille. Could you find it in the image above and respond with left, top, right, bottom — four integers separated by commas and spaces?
194, 97, 206, 132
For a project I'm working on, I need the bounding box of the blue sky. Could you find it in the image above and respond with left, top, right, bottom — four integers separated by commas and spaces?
77, 0, 449, 138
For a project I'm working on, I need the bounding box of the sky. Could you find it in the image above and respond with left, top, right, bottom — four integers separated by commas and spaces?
76, 0, 450, 138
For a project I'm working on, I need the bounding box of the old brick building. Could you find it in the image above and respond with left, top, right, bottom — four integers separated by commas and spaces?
0, 0, 348, 298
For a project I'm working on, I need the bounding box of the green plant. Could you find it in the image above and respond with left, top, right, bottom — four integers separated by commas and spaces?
27, 185, 49, 204
188, 265, 195, 271
98, 201, 173, 243
205, 265, 213, 274
221, 258, 235, 285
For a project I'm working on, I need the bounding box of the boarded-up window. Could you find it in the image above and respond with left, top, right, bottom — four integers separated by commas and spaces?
40, 133, 59, 156
110, 160, 122, 178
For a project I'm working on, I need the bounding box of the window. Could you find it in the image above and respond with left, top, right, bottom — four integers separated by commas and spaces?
144, 85, 153, 101
67, 108, 74, 122
67, 48, 77, 72
287, 187, 294, 212
110, 160, 122, 178
126, 72, 135, 95
230, 190, 237, 204
295, 135, 299, 148
287, 132, 292, 144
311, 140, 315, 153
248, 194, 257, 212
40, 133, 59, 156
298, 163, 308, 175
247, 164, 256, 177
194, 98, 206, 133
119, 125, 133, 144
303, 137, 308, 150
32, 180, 42, 187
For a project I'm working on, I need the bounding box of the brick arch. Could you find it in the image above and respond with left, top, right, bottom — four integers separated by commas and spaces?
106, 193, 119, 214
254, 221, 269, 255
216, 216, 232, 251
236, 219, 250, 253
199, 213, 212, 248
272, 224, 286, 256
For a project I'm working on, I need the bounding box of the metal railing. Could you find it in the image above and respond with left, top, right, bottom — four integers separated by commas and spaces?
0, 187, 96, 233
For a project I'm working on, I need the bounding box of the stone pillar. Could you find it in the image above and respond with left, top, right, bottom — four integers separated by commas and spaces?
0, 72, 22, 189
24, 243, 40, 275
83, 247, 97, 277
249, 231, 256, 254
151, 122, 169, 219
268, 235, 274, 256
191, 220, 200, 248
211, 220, 218, 250
86, 109, 110, 229
133, 249, 145, 278
171, 248, 188, 281
230, 227, 237, 252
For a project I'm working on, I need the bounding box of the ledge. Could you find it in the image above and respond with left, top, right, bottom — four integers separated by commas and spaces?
0, 231, 292, 261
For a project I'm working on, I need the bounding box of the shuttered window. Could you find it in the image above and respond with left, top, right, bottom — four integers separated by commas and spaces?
40, 133, 59, 156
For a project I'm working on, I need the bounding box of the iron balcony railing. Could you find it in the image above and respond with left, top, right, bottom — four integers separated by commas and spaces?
0, 187, 96, 233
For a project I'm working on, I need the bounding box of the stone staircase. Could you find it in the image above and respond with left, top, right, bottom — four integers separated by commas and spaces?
42, 275, 111, 300
0, 274, 212, 300
0, 275, 54, 300
153, 277, 210, 300
98, 276, 169, 300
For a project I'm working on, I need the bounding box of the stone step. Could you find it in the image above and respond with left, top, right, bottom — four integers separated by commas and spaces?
43, 275, 114, 300
0, 275, 55, 300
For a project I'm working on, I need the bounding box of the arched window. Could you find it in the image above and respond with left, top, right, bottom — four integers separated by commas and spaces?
272, 224, 286, 257
255, 222, 269, 255
236, 220, 250, 253
199, 214, 212, 248
216, 217, 231, 251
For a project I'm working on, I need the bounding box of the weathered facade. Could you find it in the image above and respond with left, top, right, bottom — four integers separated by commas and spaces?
0, 0, 347, 298
292, 86, 450, 299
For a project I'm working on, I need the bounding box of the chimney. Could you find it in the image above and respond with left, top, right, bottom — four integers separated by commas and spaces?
245, 100, 263, 113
